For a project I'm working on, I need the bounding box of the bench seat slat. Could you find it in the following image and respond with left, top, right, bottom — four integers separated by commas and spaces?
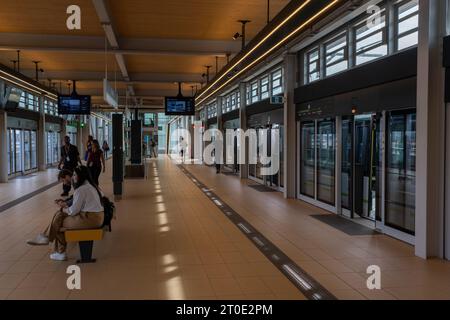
65, 229, 104, 242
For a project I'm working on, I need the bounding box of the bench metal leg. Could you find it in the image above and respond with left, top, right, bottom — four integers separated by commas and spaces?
77, 241, 96, 263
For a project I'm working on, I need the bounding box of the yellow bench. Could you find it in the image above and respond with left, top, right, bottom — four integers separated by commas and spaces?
64, 229, 104, 263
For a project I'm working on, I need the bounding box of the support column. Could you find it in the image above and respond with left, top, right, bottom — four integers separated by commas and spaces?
283, 54, 297, 199
38, 95, 46, 171
415, 0, 446, 259
76, 116, 83, 154
239, 82, 248, 179
216, 97, 224, 169
81, 116, 90, 157
0, 110, 8, 183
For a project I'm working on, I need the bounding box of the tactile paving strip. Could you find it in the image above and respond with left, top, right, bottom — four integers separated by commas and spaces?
178, 165, 337, 300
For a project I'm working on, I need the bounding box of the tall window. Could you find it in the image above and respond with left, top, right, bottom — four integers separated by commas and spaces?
325, 32, 348, 76
207, 103, 217, 119
306, 48, 320, 82
396, 0, 419, 51
260, 76, 270, 100
271, 68, 283, 95
250, 81, 259, 104
355, 10, 388, 65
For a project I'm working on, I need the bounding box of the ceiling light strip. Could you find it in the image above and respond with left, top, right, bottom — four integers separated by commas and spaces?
195, 0, 312, 101
197, 0, 340, 106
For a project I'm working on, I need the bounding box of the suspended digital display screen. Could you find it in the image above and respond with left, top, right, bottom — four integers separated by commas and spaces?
58, 95, 91, 115
165, 97, 195, 116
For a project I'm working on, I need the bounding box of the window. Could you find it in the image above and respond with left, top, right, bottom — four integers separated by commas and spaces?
207, 103, 217, 119
325, 32, 348, 76
396, 0, 419, 51
19, 92, 26, 108
260, 76, 269, 100
306, 48, 320, 83
250, 81, 259, 104
355, 11, 388, 65
246, 85, 252, 105
230, 92, 236, 110
271, 69, 283, 95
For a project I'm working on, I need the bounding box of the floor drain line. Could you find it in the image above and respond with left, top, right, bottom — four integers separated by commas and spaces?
178, 165, 337, 301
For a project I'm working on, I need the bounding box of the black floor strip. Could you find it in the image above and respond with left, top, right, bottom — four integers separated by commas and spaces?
248, 184, 278, 192
312, 214, 379, 236
178, 165, 337, 301
0, 180, 60, 214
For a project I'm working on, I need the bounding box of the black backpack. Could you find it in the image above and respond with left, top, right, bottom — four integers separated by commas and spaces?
101, 196, 115, 232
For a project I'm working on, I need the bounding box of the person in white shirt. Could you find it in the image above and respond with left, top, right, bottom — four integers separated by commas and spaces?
27, 166, 104, 261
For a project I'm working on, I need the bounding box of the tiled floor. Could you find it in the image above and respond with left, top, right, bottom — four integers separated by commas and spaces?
1, 157, 450, 300
0, 168, 59, 207
186, 162, 450, 300
0, 157, 303, 300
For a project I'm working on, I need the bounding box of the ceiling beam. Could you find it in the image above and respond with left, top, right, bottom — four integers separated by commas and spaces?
0, 33, 240, 57
82, 88, 193, 97
91, 0, 134, 101
19, 70, 203, 83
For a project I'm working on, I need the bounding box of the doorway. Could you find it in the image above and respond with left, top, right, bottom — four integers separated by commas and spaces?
340, 114, 381, 224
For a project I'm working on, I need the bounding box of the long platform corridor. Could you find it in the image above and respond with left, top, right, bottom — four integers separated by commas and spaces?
0, 157, 449, 300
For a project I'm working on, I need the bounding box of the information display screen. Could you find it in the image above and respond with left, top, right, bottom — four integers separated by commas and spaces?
58, 95, 91, 115
165, 97, 195, 115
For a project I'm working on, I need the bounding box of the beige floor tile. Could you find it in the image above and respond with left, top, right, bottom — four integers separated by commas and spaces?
235, 277, 272, 294
7, 287, 45, 300
203, 264, 233, 279
18, 272, 54, 289
210, 278, 244, 296
0, 273, 28, 289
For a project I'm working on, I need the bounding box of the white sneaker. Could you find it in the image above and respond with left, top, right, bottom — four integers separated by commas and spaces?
27, 234, 49, 246
49, 252, 67, 261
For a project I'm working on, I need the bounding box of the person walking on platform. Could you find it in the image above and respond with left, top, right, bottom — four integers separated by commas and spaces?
179, 137, 188, 163
87, 140, 105, 186
102, 140, 110, 158
85, 135, 94, 162
58, 136, 82, 197
150, 139, 158, 158
26, 166, 104, 261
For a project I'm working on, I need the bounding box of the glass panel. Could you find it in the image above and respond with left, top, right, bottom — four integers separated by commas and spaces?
15, 130, 22, 172
251, 82, 259, 104
317, 119, 336, 205
341, 119, 352, 210
300, 122, 315, 197
398, 0, 419, 20
397, 31, 418, 51
385, 111, 416, 234
326, 60, 348, 76
260, 77, 269, 100
398, 15, 418, 35
356, 45, 388, 65
31, 130, 37, 169
271, 69, 283, 95
23, 130, 31, 171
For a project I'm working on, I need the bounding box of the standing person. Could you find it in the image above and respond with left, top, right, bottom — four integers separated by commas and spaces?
151, 139, 158, 158
85, 135, 94, 162
179, 137, 187, 163
58, 136, 82, 197
102, 140, 110, 158
143, 142, 147, 158
87, 140, 105, 186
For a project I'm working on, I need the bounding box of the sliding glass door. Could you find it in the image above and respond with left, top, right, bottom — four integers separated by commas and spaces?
385, 110, 416, 234
300, 121, 315, 197
299, 119, 336, 208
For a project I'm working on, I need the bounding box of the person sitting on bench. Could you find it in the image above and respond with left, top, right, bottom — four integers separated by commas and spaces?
27, 166, 104, 261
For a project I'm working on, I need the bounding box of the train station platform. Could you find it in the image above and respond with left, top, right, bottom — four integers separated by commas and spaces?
0, 157, 449, 300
